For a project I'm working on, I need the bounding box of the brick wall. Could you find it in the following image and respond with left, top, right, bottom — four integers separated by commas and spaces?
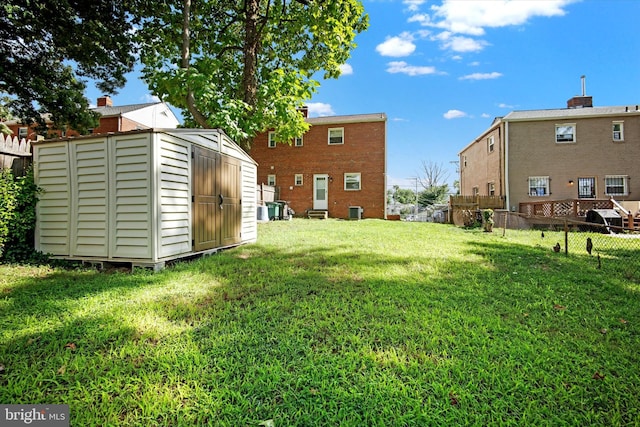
250, 117, 386, 219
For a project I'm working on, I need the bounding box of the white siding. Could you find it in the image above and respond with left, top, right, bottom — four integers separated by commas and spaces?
241, 162, 258, 243
157, 135, 191, 257
34, 143, 71, 255
70, 139, 108, 256
110, 134, 153, 259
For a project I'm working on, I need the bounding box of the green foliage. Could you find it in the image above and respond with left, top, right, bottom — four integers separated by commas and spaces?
0, 167, 46, 263
393, 187, 417, 204
417, 184, 449, 206
0, 169, 16, 256
140, 0, 368, 150
1, 0, 141, 132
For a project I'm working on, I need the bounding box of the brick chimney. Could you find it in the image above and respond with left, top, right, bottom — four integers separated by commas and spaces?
298, 106, 309, 118
97, 96, 113, 107
567, 96, 593, 109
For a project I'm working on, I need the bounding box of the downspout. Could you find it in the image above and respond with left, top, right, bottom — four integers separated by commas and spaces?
504, 120, 510, 211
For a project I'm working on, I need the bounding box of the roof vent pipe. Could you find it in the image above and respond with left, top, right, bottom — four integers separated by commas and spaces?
581, 75, 586, 96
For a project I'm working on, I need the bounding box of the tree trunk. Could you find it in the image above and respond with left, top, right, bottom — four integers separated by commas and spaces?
182, 0, 210, 128
242, 0, 260, 111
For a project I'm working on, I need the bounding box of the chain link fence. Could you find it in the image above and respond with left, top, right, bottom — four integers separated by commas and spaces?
496, 211, 640, 280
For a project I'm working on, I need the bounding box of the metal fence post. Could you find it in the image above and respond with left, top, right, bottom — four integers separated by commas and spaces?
564, 219, 569, 255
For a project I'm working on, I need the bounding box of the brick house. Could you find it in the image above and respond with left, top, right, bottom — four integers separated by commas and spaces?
459, 94, 640, 214
5, 96, 180, 140
250, 111, 387, 219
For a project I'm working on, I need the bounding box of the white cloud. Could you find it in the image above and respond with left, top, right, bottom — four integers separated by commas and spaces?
339, 63, 353, 76
307, 102, 335, 117
403, 0, 426, 12
459, 71, 503, 80
498, 103, 515, 109
443, 109, 468, 119
481, 113, 491, 118
376, 33, 416, 57
429, 0, 573, 35
142, 94, 161, 103
410, 0, 574, 53
469, 61, 481, 66
386, 61, 438, 76
439, 34, 488, 52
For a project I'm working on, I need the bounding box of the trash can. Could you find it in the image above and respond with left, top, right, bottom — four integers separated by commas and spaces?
266, 202, 280, 220
276, 200, 290, 220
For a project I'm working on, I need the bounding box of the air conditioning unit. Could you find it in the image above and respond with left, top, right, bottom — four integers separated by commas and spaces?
348, 206, 363, 220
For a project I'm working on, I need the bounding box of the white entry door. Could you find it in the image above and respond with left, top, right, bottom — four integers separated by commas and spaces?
313, 174, 329, 210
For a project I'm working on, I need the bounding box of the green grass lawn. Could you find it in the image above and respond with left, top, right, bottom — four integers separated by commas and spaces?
1, 220, 639, 426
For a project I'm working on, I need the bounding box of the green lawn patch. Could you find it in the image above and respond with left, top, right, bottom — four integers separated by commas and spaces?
1, 220, 639, 426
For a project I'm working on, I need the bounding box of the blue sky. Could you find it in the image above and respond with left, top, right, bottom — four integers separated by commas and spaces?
85, 0, 640, 191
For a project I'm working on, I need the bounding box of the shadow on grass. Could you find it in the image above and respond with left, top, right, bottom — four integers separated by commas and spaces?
1, 226, 639, 425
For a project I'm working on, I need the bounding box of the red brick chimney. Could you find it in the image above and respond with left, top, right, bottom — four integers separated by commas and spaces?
567, 96, 592, 109
97, 96, 113, 107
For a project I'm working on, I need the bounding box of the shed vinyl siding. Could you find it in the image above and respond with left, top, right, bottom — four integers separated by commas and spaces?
157, 135, 192, 258
110, 134, 153, 259
70, 139, 109, 257
34, 143, 71, 255
241, 161, 258, 243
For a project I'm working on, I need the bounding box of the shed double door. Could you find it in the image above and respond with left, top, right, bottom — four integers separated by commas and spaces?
192, 146, 242, 251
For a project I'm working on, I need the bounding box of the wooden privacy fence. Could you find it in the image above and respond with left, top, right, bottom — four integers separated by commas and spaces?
257, 183, 278, 205
449, 195, 505, 226
0, 134, 32, 176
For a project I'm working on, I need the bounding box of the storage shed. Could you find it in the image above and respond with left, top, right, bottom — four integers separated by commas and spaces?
33, 129, 258, 270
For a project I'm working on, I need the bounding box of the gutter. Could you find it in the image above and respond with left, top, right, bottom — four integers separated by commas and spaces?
504, 120, 510, 211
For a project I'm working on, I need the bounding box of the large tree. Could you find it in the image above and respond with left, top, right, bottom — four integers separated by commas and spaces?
0, 0, 142, 132
140, 0, 368, 151
417, 161, 450, 206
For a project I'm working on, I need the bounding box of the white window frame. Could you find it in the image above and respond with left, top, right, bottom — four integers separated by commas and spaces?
18, 127, 28, 140
528, 176, 550, 197
294, 174, 303, 186
487, 181, 495, 196
328, 127, 344, 145
268, 131, 276, 148
604, 175, 628, 196
555, 124, 576, 143
472, 186, 479, 196
294, 135, 303, 147
612, 121, 624, 141
487, 136, 495, 153
267, 174, 276, 186
344, 173, 361, 191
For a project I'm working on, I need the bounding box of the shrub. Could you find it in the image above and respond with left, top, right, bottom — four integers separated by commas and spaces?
0, 166, 47, 263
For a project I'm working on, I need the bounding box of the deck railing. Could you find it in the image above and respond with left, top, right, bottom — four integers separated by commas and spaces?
519, 199, 613, 218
